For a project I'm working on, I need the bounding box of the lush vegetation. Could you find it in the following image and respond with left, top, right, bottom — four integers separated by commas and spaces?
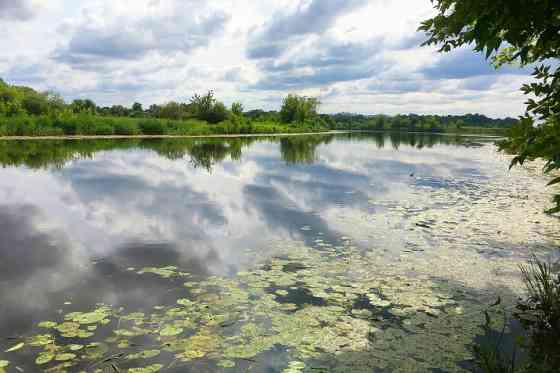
0, 81, 327, 137
474, 258, 560, 372
420, 0, 560, 213
328, 113, 515, 134
0, 78, 514, 138
421, 1, 560, 372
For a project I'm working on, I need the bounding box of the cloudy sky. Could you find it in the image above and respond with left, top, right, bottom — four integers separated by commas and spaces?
0, 0, 532, 117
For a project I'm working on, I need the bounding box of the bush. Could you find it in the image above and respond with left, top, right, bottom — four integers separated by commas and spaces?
190, 91, 229, 124
114, 121, 140, 135
138, 119, 165, 135
93, 121, 114, 135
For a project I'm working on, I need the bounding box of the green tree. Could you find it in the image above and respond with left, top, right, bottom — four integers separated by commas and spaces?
420, 0, 560, 213
132, 102, 143, 112
22, 92, 49, 115
190, 91, 228, 124
159, 101, 185, 120
280, 94, 320, 124
71, 99, 96, 114
231, 102, 244, 116
45, 92, 66, 115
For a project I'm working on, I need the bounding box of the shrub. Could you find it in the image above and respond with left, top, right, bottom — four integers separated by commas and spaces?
114, 121, 140, 135
190, 91, 229, 124
138, 119, 165, 135
94, 121, 114, 136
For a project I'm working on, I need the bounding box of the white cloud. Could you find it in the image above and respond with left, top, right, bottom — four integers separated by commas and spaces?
0, 0, 536, 117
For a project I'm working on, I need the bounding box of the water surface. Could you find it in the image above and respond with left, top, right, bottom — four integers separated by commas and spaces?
0, 133, 557, 372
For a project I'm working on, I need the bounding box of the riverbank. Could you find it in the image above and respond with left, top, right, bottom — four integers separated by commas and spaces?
0, 130, 506, 141
0, 131, 344, 141
0, 114, 510, 140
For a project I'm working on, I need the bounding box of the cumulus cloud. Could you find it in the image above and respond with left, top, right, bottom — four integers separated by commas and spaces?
420, 48, 528, 80
54, 0, 230, 69
252, 37, 384, 90
0, 0, 36, 21
247, 0, 368, 59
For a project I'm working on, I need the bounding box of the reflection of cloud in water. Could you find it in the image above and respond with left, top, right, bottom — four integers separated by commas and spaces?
0, 205, 84, 335
0, 135, 558, 371
0, 136, 556, 333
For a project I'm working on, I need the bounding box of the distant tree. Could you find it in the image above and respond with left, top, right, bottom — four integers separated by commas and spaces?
159, 101, 184, 120
280, 94, 320, 124
420, 0, 560, 213
132, 102, 143, 113
231, 102, 244, 116
45, 92, 66, 114
71, 99, 96, 114
207, 102, 228, 124
21, 92, 49, 115
190, 91, 228, 124
148, 104, 162, 118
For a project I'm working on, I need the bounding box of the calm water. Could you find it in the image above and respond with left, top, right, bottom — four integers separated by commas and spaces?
0, 133, 557, 373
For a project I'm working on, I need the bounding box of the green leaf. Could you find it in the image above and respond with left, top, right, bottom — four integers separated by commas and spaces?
547, 177, 560, 186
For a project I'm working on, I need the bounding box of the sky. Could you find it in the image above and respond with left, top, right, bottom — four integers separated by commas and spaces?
0, 0, 534, 117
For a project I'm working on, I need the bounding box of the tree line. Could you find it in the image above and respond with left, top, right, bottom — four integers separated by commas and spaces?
0, 79, 514, 137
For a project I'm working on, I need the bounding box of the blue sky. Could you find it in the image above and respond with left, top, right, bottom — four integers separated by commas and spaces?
0, 0, 533, 117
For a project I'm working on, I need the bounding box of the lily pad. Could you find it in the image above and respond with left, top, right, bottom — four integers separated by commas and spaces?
36, 352, 55, 365
159, 325, 183, 337
217, 359, 236, 368
55, 353, 76, 361
38, 321, 58, 329
129, 364, 164, 373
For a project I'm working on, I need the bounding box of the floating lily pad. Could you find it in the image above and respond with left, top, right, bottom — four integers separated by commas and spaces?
128, 364, 164, 373
217, 359, 236, 368
55, 353, 76, 361
28, 334, 54, 347
159, 325, 183, 337
35, 352, 54, 365
38, 321, 58, 329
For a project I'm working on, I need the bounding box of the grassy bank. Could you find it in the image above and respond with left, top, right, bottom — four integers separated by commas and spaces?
0, 114, 328, 138
0, 114, 510, 139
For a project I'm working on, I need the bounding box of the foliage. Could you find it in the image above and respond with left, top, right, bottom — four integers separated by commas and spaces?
70, 99, 96, 114
231, 101, 244, 116
330, 113, 514, 134
515, 258, 560, 371
190, 91, 228, 124
472, 257, 560, 373
280, 94, 320, 124
420, 0, 560, 213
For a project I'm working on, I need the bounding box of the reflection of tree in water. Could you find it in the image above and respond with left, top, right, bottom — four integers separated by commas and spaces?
187, 140, 244, 172
279, 135, 335, 165
0, 133, 486, 170
0, 138, 255, 171
337, 132, 472, 150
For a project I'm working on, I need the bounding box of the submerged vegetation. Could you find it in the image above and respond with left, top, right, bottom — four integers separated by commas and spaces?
422, 1, 560, 371
0, 242, 516, 372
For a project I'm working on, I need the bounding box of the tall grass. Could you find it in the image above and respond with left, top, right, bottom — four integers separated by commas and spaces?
0, 114, 329, 137
473, 256, 560, 373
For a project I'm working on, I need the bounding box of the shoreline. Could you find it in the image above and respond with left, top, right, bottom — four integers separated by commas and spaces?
0, 130, 505, 141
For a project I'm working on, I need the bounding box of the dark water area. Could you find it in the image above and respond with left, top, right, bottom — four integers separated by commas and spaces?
0, 133, 555, 372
